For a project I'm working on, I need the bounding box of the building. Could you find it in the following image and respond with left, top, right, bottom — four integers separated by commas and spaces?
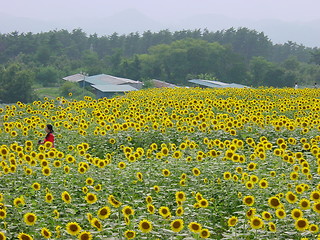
91, 84, 138, 98
188, 79, 250, 88
77, 74, 143, 90
62, 73, 85, 83
150, 79, 177, 88
63, 73, 142, 98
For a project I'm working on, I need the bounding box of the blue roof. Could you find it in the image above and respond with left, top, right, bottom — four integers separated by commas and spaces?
188, 79, 250, 88
188, 79, 224, 88
91, 84, 138, 92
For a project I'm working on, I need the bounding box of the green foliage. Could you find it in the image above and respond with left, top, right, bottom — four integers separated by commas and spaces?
310, 50, 320, 65
0, 28, 319, 94
35, 66, 59, 87
0, 63, 36, 103
142, 79, 155, 89
59, 81, 95, 100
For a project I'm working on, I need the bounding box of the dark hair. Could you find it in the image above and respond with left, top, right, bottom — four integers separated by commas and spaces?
45, 124, 54, 139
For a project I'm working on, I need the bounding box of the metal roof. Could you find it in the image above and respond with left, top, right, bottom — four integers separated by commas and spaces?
62, 73, 85, 82
188, 79, 250, 88
85, 74, 141, 85
188, 79, 224, 88
151, 79, 177, 88
223, 83, 250, 88
91, 84, 138, 92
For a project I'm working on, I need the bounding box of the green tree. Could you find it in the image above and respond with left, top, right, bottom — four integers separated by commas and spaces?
60, 81, 95, 100
35, 46, 51, 65
0, 63, 35, 103
310, 50, 320, 65
248, 57, 273, 86
36, 66, 58, 87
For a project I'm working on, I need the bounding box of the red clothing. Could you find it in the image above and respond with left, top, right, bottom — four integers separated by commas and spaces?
44, 132, 55, 147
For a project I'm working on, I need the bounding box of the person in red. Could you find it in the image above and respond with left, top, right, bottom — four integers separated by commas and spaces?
38, 124, 55, 147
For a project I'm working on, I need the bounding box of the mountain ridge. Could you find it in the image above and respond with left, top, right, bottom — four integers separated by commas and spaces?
0, 9, 319, 47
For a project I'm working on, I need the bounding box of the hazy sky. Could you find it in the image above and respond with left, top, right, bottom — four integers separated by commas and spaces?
2, 0, 320, 22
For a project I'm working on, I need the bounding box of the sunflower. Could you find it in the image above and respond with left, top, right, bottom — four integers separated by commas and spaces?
159, 206, 171, 218
268, 196, 281, 209
310, 191, 320, 202
94, 184, 102, 191
138, 219, 153, 233
40, 228, 52, 239
66, 222, 82, 235
172, 150, 182, 159
136, 172, 143, 181
85, 178, 94, 185
295, 185, 304, 194
45, 193, 54, 203
245, 181, 254, 190
188, 221, 202, 233
291, 209, 303, 220
147, 204, 155, 214
124, 230, 136, 239
262, 211, 272, 221
299, 198, 311, 210
200, 228, 210, 239
42, 167, 51, 176
246, 208, 256, 219
118, 162, 126, 169
0, 209, 6, 219
313, 202, 320, 214
153, 185, 160, 193
270, 171, 276, 177
290, 172, 299, 180
250, 216, 264, 229
228, 216, 238, 227
295, 218, 309, 231
145, 195, 153, 204
18, 233, 33, 240
90, 218, 102, 231
285, 191, 297, 204
0, 232, 6, 240
243, 195, 255, 206
85, 193, 97, 204
61, 191, 72, 204
175, 191, 186, 202
247, 162, 257, 171
170, 219, 184, 232
64, 166, 70, 174
162, 169, 171, 177
223, 172, 232, 180
122, 206, 135, 216
175, 206, 184, 216
53, 210, 59, 219
97, 206, 111, 219
24, 212, 37, 226
82, 187, 88, 194
108, 195, 122, 208
275, 209, 286, 219
259, 179, 268, 189
77, 231, 92, 240
268, 222, 277, 232
192, 167, 201, 176
53, 160, 61, 168
199, 198, 209, 208
31, 182, 41, 191
309, 224, 319, 233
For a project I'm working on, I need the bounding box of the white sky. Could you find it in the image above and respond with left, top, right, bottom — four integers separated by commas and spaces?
2, 0, 320, 22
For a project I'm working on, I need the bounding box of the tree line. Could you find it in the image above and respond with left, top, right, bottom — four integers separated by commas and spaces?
0, 28, 319, 102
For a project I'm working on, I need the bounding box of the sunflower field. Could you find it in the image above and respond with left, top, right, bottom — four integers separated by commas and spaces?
1, 87, 320, 240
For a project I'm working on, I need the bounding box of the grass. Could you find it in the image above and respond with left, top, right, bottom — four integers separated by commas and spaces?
34, 87, 61, 99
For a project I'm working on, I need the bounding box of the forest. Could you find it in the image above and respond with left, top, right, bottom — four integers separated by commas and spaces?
0, 27, 320, 103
